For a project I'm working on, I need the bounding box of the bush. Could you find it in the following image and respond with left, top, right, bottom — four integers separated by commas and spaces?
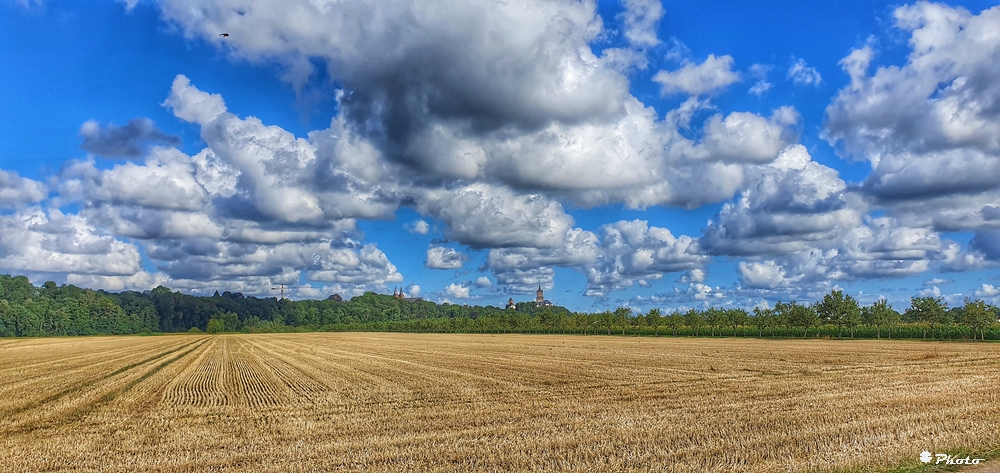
188, 326, 203, 334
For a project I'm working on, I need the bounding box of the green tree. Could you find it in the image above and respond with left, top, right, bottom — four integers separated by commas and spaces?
705, 307, 725, 337
206, 318, 225, 334
613, 307, 632, 335
816, 290, 861, 337
538, 306, 557, 333
665, 312, 683, 337
843, 302, 862, 338
862, 299, 898, 339
905, 297, 948, 338
645, 308, 663, 336
777, 301, 818, 338
751, 307, 772, 337
725, 308, 748, 337
220, 311, 240, 332
684, 309, 702, 337
962, 298, 995, 340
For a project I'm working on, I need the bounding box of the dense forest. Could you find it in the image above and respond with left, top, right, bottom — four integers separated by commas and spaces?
1, 274, 998, 340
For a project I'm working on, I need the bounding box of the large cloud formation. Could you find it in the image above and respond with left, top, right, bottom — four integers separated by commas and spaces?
826, 2, 1000, 232
702, 143, 983, 301
486, 220, 706, 296
156, 0, 798, 211
99, 0, 798, 300
45, 88, 406, 297
8, 0, 994, 306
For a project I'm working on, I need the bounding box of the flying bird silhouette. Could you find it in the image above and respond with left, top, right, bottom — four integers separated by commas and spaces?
219, 33, 229, 37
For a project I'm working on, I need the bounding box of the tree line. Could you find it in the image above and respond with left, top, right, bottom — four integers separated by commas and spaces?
0, 275, 997, 340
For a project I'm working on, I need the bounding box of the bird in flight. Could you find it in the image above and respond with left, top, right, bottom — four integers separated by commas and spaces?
219, 33, 229, 37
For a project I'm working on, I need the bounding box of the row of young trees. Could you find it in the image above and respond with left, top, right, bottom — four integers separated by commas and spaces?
616, 291, 996, 340
1, 275, 997, 340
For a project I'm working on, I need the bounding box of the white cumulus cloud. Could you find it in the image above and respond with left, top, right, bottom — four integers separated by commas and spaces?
445, 282, 471, 299
787, 58, 822, 86
653, 54, 740, 96
425, 245, 467, 270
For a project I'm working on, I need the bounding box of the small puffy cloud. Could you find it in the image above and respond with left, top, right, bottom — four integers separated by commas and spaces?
919, 285, 943, 298
749, 81, 772, 97
749, 63, 772, 78
79, 118, 180, 157
425, 245, 467, 269
474, 276, 492, 288
974, 283, 1000, 297
406, 219, 430, 234
0, 169, 47, 208
163, 75, 227, 125
116, 0, 138, 11
833, 218, 944, 279
678, 268, 706, 283
445, 282, 471, 299
653, 54, 740, 96
621, 0, 664, 48
748, 63, 773, 96
738, 261, 788, 289
407, 284, 421, 297
199, 114, 327, 224
687, 283, 727, 301
787, 58, 822, 86
924, 278, 954, 286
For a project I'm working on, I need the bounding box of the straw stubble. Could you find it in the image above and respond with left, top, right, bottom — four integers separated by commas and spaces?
0, 333, 996, 472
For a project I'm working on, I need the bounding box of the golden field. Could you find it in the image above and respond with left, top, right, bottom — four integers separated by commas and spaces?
0, 333, 997, 472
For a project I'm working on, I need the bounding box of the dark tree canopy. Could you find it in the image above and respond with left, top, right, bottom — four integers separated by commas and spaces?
0, 276, 996, 340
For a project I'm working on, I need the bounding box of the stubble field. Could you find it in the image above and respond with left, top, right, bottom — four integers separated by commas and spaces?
0, 333, 997, 472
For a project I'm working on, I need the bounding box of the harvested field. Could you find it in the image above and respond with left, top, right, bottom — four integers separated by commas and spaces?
0, 333, 997, 472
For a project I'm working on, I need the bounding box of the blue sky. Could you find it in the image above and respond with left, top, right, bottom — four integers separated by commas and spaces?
2, 0, 999, 312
